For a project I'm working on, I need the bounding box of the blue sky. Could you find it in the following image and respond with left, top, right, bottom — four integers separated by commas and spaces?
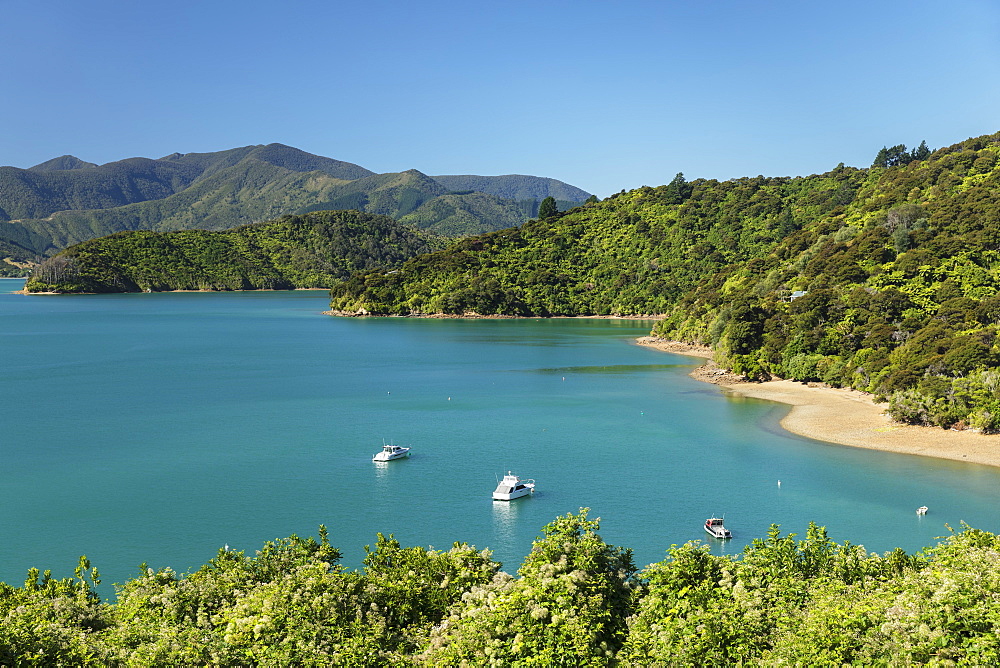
3, 0, 999, 197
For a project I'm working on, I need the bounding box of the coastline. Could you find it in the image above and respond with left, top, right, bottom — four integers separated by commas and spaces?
636, 336, 1000, 469
324, 309, 664, 319
18, 287, 330, 296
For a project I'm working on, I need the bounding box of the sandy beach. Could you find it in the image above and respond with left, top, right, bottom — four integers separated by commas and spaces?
636, 337, 1000, 468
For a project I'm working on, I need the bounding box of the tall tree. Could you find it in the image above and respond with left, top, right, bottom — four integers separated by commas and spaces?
663, 172, 690, 204
911, 140, 931, 161
538, 196, 558, 219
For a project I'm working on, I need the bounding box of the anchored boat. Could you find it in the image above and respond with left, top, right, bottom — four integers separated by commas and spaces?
492, 472, 535, 501
704, 517, 732, 539
373, 443, 411, 462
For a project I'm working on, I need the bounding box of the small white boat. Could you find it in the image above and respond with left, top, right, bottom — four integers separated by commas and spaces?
916, 506, 928, 515
704, 517, 732, 539
373, 443, 411, 462
492, 472, 535, 501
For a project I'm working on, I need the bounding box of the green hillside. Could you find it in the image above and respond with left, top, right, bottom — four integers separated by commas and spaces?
23, 210, 436, 293
327, 169, 858, 316
399, 190, 531, 236
652, 132, 1000, 430
4, 510, 1000, 664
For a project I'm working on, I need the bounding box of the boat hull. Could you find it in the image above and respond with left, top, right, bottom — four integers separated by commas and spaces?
373, 448, 410, 462
493, 486, 533, 501
704, 518, 731, 539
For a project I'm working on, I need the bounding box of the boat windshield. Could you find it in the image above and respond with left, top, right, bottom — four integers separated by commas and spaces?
496, 486, 513, 494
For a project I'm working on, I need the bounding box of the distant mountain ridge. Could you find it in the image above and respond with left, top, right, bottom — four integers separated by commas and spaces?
0, 144, 590, 273
28, 155, 98, 171
430, 174, 591, 202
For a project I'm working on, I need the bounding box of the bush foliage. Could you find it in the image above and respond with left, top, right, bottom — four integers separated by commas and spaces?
6, 511, 1000, 664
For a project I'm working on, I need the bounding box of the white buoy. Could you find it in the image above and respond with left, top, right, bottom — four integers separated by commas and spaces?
777, 480, 781, 487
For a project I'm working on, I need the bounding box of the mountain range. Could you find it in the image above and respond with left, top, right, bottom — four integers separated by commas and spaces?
0, 144, 590, 273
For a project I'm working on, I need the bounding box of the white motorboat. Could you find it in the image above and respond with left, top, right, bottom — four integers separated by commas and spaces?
916, 506, 928, 515
373, 443, 411, 462
704, 517, 732, 539
492, 472, 535, 501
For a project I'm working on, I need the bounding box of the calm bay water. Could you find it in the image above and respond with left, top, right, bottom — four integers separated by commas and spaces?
2, 278, 999, 596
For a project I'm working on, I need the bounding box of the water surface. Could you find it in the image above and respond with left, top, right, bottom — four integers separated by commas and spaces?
2, 278, 997, 595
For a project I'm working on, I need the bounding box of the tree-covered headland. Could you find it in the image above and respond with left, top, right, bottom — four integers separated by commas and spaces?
4, 511, 1000, 664
23, 210, 437, 293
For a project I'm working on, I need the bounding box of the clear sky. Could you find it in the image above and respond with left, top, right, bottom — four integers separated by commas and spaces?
3, 0, 999, 197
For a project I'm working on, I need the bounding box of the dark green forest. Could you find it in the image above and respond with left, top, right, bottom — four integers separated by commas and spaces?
23, 211, 437, 293
4, 510, 1000, 665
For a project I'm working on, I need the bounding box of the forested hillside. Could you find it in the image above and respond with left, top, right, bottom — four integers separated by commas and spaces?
4, 510, 1000, 664
653, 132, 1000, 430
328, 169, 859, 316
0, 144, 589, 272
23, 210, 436, 293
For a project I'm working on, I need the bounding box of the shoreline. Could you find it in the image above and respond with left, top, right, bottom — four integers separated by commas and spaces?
636, 337, 1000, 469
324, 309, 664, 320
18, 287, 330, 296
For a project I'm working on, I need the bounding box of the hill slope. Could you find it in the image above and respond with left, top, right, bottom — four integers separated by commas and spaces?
23, 210, 435, 293
328, 169, 859, 316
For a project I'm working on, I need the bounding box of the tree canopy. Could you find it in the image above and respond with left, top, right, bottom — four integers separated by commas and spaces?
5, 512, 1000, 664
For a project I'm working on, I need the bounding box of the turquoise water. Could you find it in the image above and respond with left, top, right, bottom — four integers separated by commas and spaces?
2, 278, 999, 596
